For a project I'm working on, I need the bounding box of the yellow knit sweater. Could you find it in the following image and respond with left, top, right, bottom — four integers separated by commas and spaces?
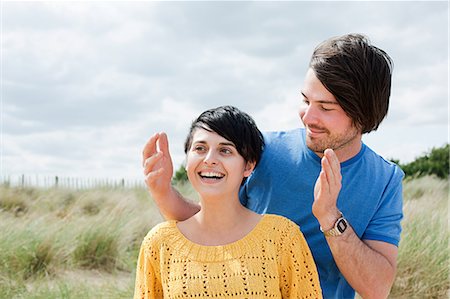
134, 214, 322, 299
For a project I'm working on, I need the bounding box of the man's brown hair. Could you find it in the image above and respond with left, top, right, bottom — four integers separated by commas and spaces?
310, 33, 393, 134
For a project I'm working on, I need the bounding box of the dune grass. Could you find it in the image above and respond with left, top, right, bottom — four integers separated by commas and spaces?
0, 176, 448, 298
389, 176, 449, 298
0, 185, 162, 298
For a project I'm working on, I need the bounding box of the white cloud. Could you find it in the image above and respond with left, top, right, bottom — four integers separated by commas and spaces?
252, 91, 303, 133
2, 1, 448, 180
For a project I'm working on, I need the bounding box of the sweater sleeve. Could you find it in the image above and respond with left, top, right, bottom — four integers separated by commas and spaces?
280, 221, 322, 299
134, 236, 164, 299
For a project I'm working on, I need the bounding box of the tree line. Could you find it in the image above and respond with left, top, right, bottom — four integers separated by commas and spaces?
393, 143, 449, 179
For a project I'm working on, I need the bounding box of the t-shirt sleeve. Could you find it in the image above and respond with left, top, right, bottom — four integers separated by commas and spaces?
280, 220, 323, 298
362, 167, 404, 246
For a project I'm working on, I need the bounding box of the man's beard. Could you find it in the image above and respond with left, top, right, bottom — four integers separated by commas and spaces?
305, 125, 360, 154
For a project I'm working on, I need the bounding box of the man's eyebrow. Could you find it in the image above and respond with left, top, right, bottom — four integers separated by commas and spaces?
301, 91, 339, 105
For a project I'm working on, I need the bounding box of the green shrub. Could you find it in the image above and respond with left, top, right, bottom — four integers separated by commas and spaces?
399, 144, 449, 179
172, 164, 188, 184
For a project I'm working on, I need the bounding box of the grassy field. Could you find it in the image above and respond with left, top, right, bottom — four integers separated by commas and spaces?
0, 176, 448, 298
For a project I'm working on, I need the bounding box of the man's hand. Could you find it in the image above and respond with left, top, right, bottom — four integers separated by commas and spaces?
312, 149, 399, 298
312, 148, 342, 230
142, 132, 174, 198
142, 132, 200, 221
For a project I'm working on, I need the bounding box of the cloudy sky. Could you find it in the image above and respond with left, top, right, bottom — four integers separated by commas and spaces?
2, 1, 448, 182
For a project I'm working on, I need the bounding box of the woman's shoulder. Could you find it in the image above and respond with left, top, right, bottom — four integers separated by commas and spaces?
141, 220, 179, 247
261, 214, 302, 236
260, 215, 310, 255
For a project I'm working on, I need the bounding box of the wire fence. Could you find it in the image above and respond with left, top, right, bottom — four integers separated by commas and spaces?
0, 175, 146, 190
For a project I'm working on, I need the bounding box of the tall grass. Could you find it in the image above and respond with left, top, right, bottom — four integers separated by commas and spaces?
390, 176, 449, 298
0, 177, 448, 298
0, 228, 53, 281
0, 185, 162, 298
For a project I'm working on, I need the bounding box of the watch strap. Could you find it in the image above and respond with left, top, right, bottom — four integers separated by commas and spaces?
320, 212, 349, 237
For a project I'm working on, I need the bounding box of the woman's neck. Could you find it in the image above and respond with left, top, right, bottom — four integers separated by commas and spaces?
177, 195, 262, 246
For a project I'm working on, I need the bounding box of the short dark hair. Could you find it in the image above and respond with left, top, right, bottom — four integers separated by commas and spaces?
184, 105, 264, 166
309, 33, 393, 134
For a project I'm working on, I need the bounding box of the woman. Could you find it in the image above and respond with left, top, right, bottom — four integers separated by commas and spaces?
134, 105, 322, 298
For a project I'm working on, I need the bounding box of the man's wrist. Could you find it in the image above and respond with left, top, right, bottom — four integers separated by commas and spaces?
149, 184, 173, 203
320, 212, 349, 237
317, 209, 342, 231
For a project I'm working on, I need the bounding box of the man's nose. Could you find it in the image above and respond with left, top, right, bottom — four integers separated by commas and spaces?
300, 105, 318, 125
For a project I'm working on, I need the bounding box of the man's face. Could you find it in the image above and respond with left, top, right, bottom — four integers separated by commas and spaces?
299, 68, 361, 157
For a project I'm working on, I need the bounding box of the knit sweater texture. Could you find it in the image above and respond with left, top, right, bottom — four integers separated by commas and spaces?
134, 214, 322, 299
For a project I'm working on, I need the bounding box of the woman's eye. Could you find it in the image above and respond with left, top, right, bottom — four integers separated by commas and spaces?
221, 148, 232, 154
194, 146, 206, 152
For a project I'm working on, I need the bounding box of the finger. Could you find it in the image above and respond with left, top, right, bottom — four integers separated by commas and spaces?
325, 149, 340, 171
143, 152, 163, 175
142, 133, 160, 166
317, 169, 330, 197
324, 149, 341, 184
157, 132, 172, 159
144, 168, 165, 185
321, 155, 334, 188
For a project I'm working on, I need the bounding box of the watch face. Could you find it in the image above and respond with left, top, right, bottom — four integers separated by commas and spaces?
337, 219, 348, 233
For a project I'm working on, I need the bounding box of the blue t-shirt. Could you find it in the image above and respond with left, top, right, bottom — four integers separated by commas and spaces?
239, 128, 404, 299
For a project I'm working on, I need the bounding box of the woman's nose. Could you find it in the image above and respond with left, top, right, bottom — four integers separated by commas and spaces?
204, 150, 218, 165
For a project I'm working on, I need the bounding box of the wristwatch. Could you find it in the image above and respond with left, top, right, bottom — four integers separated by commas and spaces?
320, 212, 349, 237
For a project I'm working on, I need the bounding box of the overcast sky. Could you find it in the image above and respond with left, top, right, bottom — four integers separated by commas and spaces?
2, 1, 448, 181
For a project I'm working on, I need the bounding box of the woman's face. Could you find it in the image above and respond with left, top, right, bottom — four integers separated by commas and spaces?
185, 128, 254, 199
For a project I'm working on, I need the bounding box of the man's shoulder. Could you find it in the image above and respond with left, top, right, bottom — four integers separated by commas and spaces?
262, 128, 306, 151
361, 144, 405, 179
263, 128, 304, 140
256, 128, 308, 168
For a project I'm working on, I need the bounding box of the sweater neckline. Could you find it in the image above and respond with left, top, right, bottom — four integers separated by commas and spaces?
168, 214, 271, 262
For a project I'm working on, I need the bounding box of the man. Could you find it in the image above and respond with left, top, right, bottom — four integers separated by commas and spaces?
142, 34, 403, 299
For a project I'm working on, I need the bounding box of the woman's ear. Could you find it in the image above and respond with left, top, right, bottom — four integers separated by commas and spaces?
184, 157, 189, 173
243, 161, 256, 177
